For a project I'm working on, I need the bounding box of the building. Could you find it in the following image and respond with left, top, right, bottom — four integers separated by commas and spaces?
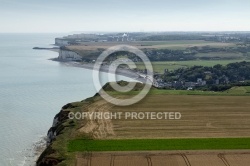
215, 79, 220, 85
185, 82, 196, 87
55, 38, 70, 46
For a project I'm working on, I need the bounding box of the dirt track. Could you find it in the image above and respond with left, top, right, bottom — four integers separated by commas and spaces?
78, 99, 116, 139
76, 150, 250, 166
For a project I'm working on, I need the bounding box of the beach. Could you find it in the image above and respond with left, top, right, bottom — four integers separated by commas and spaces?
52, 59, 149, 84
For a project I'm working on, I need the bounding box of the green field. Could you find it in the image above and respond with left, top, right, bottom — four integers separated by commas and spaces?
225, 86, 250, 94
137, 40, 213, 45
135, 60, 250, 73
68, 138, 250, 152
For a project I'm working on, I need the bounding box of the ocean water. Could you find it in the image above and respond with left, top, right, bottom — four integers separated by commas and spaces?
0, 33, 134, 166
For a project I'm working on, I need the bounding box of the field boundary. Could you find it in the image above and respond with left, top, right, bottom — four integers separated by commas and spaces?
68, 138, 250, 152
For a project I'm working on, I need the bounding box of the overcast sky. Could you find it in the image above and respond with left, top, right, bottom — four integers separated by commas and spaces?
1, 0, 250, 33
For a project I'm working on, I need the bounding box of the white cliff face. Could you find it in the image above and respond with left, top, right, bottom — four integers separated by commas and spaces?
52, 117, 58, 127
47, 117, 59, 146
58, 49, 82, 61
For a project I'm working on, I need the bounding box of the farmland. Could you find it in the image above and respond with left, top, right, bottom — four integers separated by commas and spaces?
37, 86, 250, 166
69, 90, 250, 166
67, 40, 232, 51
101, 94, 250, 139
75, 151, 250, 166
66, 40, 239, 62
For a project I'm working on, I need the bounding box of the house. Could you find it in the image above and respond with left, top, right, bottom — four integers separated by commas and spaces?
204, 71, 212, 75
55, 38, 70, 46
185, 82, 196, 87
164, 82, 172, 87
164, 69, 168, 75
197, 78, 203, 83
202, 81, 207, 86
215, 79, 220, 85
172, 81, 183, 88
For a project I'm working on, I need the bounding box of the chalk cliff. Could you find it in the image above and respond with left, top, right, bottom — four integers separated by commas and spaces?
36, 81, 144, 166
57, 48, 82, 61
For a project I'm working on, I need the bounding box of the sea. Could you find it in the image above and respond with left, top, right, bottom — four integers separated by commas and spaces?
0, 33, 135, 166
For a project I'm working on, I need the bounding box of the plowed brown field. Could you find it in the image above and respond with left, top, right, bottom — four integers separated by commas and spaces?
76, 151, 250, 166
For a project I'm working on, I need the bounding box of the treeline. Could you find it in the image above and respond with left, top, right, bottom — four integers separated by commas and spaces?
191, 45, 250, 54
144, 49, 196, 61
102, 46, 250, 62
163, 61, 250, 84
140, 34, 204, 41
197, 81, 250, 92
102, 50, 196, 62
144, 46, 250, 61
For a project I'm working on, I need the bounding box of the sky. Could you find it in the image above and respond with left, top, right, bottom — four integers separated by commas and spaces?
0, 0, 250, 33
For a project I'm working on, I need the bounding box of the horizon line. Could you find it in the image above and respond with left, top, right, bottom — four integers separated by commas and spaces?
1, 30, 250, 34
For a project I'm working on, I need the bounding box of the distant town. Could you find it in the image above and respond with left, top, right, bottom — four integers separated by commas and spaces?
55, 32, 250, 46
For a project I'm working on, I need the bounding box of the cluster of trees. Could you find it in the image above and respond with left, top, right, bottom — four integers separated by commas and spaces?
197, 81, 250, 91
190, 45, 250, 54
140, 34, 204, 41
144, 49, 196, 61
104, 49, 196, 62
101, 46, 250, 62
144, 45, 250, 61
163, 61, 250, 84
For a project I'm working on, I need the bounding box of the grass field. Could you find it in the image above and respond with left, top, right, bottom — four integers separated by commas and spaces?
225, 86, 250, 94
135, 60, 250, 73
68, 138, 250, 152
68, 40, 233, 51
133, 40, 216, 45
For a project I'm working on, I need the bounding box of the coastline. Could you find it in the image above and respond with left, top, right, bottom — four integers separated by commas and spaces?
51, 58, 149, 84
36, 46, 151, 84
32, 137, 47, 165
33, 47, 60, 52
34, 48, 150, 165
21, 136, 46, 166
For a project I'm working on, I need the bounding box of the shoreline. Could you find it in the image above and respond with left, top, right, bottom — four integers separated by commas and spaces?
21, 136, 46, 166
33, 49, 150, 165
51, 58, 149, 83
36, 47, 151, 84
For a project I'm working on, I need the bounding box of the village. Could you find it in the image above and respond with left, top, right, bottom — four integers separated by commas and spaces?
151, 69, 230, 89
